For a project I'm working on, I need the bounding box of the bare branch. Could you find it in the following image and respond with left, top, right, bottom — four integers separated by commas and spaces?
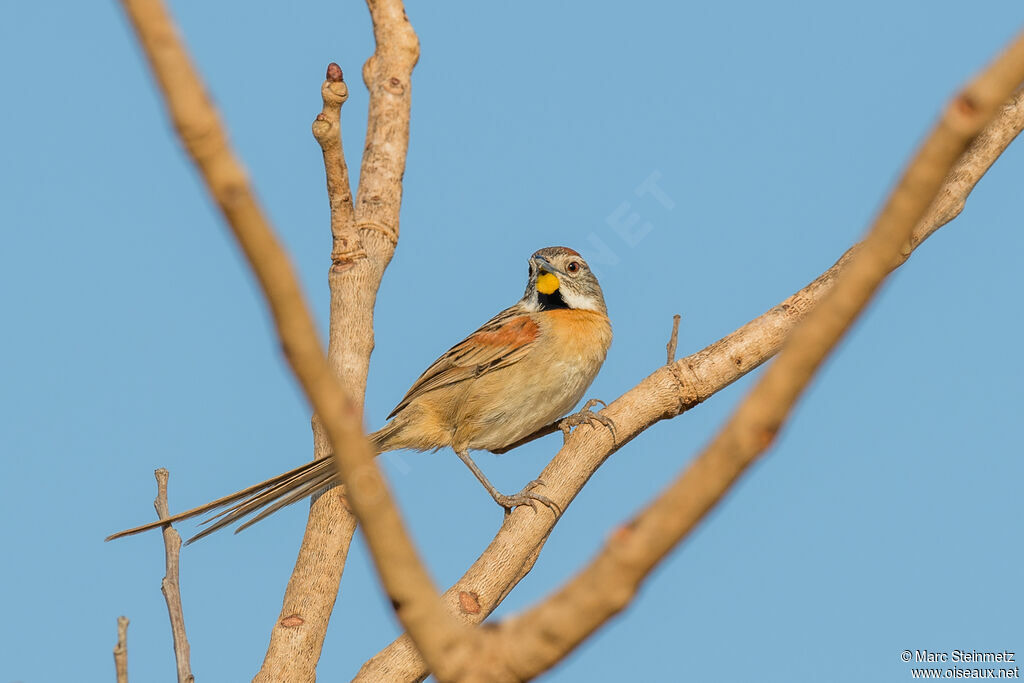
256, 491, 357, 682
256, 60, 362, 682
665, 314, 681, 365
314, 62, 356, 241
116, 0, 469, 680
113, 616, 129, 683
355, 84, 1024, 683
357, 0, 420, 243
257, 1, 423, 678
153, 469, 194, 683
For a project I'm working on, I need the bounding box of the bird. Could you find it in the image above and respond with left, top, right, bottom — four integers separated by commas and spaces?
107, 246, 613, 543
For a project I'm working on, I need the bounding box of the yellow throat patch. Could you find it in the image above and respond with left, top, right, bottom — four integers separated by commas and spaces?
536, 272, 560, 295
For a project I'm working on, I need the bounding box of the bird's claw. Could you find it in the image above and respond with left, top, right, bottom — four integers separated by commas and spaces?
558, 398, 616, 443
494, 479, 561, 517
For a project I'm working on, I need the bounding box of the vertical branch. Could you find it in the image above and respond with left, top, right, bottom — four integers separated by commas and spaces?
258, 2, 420, 680
113, 616, 129, 683
316, 63, 356, 234
255, 62, 362, 683
665, 314, 681, 364
154, 469, 194, 683
357, 0, 420, 242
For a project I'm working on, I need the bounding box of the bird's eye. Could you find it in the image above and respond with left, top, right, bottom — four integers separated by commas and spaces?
566, 261, 580, 273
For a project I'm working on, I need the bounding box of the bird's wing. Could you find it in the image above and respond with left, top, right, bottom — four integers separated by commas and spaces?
387, 306, 539, 419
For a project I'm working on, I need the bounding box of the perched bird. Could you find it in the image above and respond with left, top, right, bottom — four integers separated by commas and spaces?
108, 247, 612, 543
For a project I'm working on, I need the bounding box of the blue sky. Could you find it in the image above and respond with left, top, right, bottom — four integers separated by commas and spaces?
2, 2, 1022, 681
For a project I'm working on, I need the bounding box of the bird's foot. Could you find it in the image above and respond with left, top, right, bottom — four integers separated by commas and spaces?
492, 478, 561, 516
558, 398, 616, 443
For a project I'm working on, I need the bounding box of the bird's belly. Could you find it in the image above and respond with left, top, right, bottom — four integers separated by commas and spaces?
455, 347, 605, 452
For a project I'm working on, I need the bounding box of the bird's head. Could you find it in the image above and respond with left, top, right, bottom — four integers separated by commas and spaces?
523, 246, 606, 313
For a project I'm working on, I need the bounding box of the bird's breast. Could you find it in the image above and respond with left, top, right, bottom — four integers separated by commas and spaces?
452, 308, 612, 452
495, 308, 612, 436
539, 308, 613, 365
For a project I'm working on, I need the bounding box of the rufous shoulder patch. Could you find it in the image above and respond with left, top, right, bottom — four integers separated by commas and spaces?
471, 316, 539, 348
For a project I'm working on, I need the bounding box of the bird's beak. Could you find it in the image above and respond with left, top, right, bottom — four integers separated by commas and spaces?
531, 256, 563, 295
531, 255, 564, 277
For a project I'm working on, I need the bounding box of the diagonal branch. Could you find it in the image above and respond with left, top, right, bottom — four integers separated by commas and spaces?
487, 32, 1024, 681
354, 83, 1024, 683
116, 0, 473, 680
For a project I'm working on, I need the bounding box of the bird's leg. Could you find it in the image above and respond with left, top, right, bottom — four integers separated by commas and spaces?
455, 450, 560, 515
558, 398, 616, 443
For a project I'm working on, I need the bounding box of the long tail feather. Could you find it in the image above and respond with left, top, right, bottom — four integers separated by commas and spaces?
185, 459, 335, 544
106, 427, 396, 543
104, 457, 335, 543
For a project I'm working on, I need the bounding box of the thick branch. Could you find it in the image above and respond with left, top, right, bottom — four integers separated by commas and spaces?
154, 469, 194, 683
355, 85, 1024, 683
257, 1, 423, 679
116, 0, 468, 680
255, 62, 361, 683
357, 0, 420, 243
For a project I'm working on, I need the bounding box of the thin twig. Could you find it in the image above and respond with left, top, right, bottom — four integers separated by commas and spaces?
314, 62, 356, 239
665, 314, 681, 365
354, 84, 1024, 683
154, 469, 194, 683
116, 0, 469, 680
114, 616, 129, 683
